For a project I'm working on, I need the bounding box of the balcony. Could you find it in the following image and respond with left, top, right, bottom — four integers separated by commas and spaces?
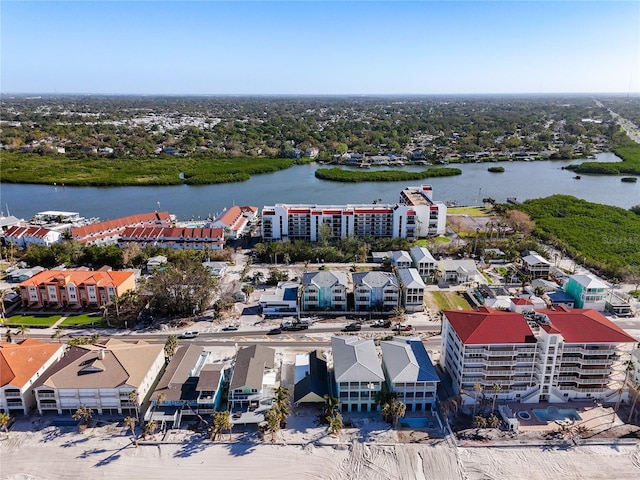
38, 392, 56, 399
562, 347, 616, 355
559, 377, 609, 385
4, 391, 21, 398
562, 358, 614, 365
558, 367, 612, 375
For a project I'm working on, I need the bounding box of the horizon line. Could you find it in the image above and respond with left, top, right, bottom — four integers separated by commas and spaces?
2, 91, 640, 98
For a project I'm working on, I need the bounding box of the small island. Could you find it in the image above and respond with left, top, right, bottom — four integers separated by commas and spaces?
314, 167, 462, 182
621, 177, 637, 183
488, 166, 505, 173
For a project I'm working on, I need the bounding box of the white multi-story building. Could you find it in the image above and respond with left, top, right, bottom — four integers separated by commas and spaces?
440, 306, 635, 405
331, 336, 385, 413
260, 185, 446, 241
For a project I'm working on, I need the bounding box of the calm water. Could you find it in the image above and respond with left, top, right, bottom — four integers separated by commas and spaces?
1, 153, 638, 221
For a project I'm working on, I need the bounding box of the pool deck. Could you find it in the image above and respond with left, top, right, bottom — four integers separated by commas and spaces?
507, 402, 623, 433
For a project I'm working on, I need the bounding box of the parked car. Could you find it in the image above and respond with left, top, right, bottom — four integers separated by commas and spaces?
222, 324, 239, 331
281, 323, 308, 331
179, 331, 200, 339
267, 328, 282, 335
343, 322, 362, 332
371, 319, 391, 328
393, 324, 414, 332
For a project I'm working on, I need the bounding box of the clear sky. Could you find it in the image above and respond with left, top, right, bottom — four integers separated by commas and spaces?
1, 1, 639, 95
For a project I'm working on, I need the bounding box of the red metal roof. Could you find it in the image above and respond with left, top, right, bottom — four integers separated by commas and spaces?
444, 309, 535, 345
538, 309, 636, 344
511, 298, 533, 305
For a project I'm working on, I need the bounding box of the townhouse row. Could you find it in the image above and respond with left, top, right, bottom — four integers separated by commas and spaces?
260, 268, 428, 314
0, 335, 439, 423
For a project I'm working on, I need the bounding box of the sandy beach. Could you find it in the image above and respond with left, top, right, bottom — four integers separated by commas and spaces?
2, 416, 640, 480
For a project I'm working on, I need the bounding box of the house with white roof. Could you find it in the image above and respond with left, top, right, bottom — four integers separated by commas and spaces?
301, 271, 348, 312
390, 250, 412, 269
259, 281, 299, 315
331, 336, 385, 413
352, 271, 400, 312
563, 274, 610, 310
521, 251, 551, 279
438, 259, 480, 284
380, 337, 439, 412
410, 246, 437, 281
397, 268, 425, 312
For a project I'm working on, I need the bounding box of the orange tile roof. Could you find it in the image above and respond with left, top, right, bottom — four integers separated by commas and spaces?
71, 212, 172, 241
0, 339, 64, 388
18, 269, 134, 288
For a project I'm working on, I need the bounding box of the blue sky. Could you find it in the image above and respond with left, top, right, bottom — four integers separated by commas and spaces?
2, 1, 639, 95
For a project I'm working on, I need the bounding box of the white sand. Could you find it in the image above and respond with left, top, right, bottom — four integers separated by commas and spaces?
2, 422, 639, 480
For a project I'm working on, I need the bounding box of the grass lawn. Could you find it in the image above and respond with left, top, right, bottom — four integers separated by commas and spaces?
447, 206, 491, 216
5, 315, 62, 327
60, 313, 106, 327
426, 291, 472, 311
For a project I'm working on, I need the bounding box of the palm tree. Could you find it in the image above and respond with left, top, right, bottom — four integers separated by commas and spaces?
615, 360, 634, 412
487, 414, 500, 428
210, 410, 233, 441
391, 306, 406, 330
327, 412, 343, 437
100, 302, 111, 327
263, 407, 281, 442
50, 327, 65, 343
272, 386, 291, 428
143, 420, 157, 439
123, 416, 138, 447
0, 412, 11, 437
322, 394, 340, 423
16, 324, 29, 339
72, 405, 93, 431
472, 382, 483, 418
5, 330, 12, 343
388, 398, 407, 429
491, 383, 502, 413
128, 390, 139, 420
164, 335, 178, 359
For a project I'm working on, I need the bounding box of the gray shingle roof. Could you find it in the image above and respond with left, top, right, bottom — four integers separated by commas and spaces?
397, 268, 426, 289
410, 246, 436, 264
381, 338, 439, 383
293, 350, 329, 403
352, 271, 399, 289
302, 271, 349, 289
230, 344, 275, 390
331, 336, 384, 383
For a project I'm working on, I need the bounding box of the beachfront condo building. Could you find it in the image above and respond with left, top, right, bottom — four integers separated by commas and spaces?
440, 306, 635, 405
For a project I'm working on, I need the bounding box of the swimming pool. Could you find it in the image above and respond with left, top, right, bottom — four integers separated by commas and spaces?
400, 418, 435, 428
532, 406, 582, 422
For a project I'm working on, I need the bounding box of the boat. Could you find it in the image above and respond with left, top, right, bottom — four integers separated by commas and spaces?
573, 175, 581, 180
359, 162, 371, 169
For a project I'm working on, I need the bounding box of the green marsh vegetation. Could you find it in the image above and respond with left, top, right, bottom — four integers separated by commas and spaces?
0, 152, 312, 186
515, 195, 640, 278
566, 142, 640, 176
314, 167, 461, 182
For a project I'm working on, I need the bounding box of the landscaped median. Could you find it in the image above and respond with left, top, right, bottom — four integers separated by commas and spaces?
4, 314, 62, 328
